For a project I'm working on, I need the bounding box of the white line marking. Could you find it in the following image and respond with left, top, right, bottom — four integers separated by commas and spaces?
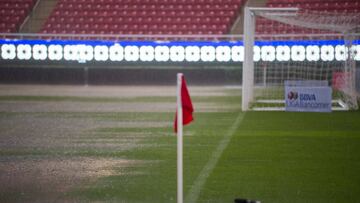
185, 112, 245, 203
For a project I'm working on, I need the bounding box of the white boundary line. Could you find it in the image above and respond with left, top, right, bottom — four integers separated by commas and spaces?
185, 112, 245, 203
253, 99, 349, 111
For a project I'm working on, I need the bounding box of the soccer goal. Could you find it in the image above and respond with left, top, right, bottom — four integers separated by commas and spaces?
242, 7, 360, 111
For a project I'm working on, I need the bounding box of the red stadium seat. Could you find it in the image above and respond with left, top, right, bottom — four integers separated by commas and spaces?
0, 0, 37, 33
41, 0, 246, 36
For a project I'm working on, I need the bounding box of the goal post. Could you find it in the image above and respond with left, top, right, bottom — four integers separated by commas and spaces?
242, 7, 359, 111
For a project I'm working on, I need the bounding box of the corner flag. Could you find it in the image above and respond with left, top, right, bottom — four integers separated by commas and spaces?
174, 74, 194, 133
175, 73, 193, 203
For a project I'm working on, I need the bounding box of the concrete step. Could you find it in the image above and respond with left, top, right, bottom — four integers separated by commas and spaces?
20, 0, 58, 33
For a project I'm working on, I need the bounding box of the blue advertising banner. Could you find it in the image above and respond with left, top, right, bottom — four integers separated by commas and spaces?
285, 85, 332, 112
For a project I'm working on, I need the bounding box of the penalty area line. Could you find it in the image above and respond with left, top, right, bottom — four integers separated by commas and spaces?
185, 112, 245, 203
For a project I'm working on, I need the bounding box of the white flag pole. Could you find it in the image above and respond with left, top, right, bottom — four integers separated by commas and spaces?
177, 73, 183, 203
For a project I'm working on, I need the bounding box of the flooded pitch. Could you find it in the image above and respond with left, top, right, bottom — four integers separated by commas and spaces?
0, 85, 239, 202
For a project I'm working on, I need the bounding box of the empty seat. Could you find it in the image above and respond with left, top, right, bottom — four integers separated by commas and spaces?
41, 0, 246, 36
0, 0, 36, 33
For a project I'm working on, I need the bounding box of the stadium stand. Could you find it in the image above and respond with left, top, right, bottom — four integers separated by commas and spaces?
256, 0, 360, 34
0, 0, 38, 33
41, 0, 246, 35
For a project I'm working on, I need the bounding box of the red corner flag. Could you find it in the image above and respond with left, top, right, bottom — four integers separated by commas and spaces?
174, 74, 194, 133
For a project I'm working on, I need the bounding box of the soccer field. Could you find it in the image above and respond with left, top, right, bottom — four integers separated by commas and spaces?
0, 85, 359, 203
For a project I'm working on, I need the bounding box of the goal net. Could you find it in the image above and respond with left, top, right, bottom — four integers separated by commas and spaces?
242, 7, 360, 111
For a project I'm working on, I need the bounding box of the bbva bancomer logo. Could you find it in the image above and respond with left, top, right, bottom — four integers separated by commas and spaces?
288, 91, 316, 101
287, 91, 298, 101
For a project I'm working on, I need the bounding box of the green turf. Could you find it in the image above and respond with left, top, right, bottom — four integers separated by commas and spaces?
1, 93, 360, 203
199, 111, 360, 203
69, 111, 240, 202
69, 110, 360, 203
0, 95, 240, 104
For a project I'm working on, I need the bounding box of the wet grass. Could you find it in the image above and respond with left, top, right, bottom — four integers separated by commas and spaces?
0, 95, 240, 104
69, 110, 360, 203
1, 91, 360, 203
71, 111, 240, 203
200, 111, 360, 203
